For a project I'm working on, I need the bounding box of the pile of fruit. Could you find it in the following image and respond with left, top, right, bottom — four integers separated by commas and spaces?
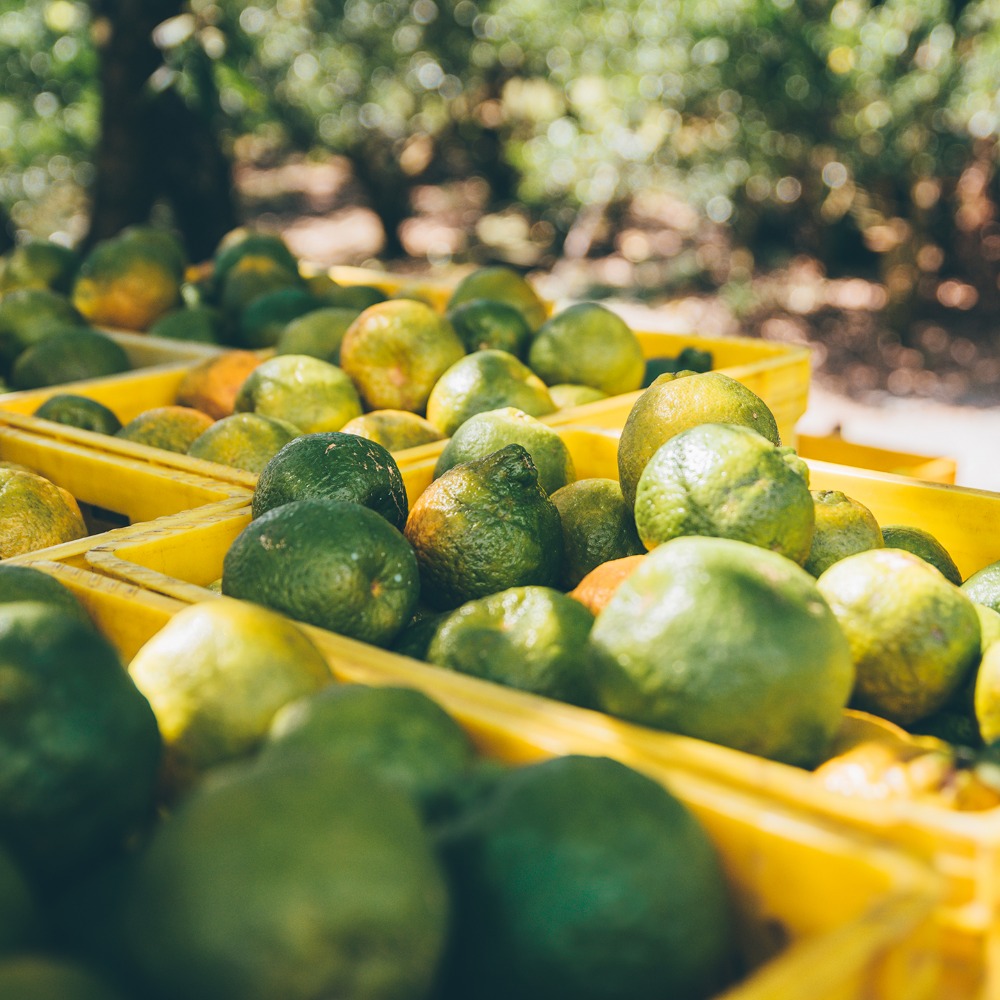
0, 567, 737, 1000
4, 229, 713, 474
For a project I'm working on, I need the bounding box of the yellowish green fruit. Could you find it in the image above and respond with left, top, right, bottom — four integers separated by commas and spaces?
617, 371, 780, 509
115, 405, 215, 454
548, 383, 609, 409
634, 423, 814, 564
433, 406, 574, 495
818, 548, 981, 726
128, 598, 330, 790
528, 302, 645, 396
425, 349, 556, 436
804, 490, 884, 577
339, 299, 465, 413
590, 535, 854, 766
186, 412, 300, 473
234, 354, 363, 433
0, 468, 87, 558
339, 410, 444, 452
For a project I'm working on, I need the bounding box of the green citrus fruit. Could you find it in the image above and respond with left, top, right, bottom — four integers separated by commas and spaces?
881, 524, 962, 586
425, 349, 556, 436
223, 498, 420, 647
803, 490, 884, 577
433, 406, 574, 495
528, 302, 645, 396
817, 548, 981, 726
634, 423, 814, 564
438, 754, 734, 1000
551, 478, 644, 589
427, 586, 596, 707
252, 431, 408, 529
618, 371, 780, 509
590, 536, 854, 766
404, 444, 564, 610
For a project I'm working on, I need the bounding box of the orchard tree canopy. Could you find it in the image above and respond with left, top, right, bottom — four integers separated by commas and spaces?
1, 0, 998, 299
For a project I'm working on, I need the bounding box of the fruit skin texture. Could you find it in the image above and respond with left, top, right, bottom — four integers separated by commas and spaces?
437, 754, 734, 1000
0, 602, 161, 889
589, 536, 855, 767
634, 422, 814, 565
424, 350, 555, 437
119, 757, 450, 1000
527, 301, 645, 396
0, 468, 87, 558
338, 298, 466, 414
10, 327, 130, 390
617, 371, 780, 509
551, 478, 644, 589
234, 354, 363, 434
404, 444, 564, 611
427, 586, 597, 707
818, 548, 981, 727
433, 406, 574, 496
223, 498, 420, 648
175, 350, 264, 421
252, 431, 408, 530
963, 560, 1000, 613
340, 410, 443, 452
186, 412, 299, 474
33, 394, 123, 435
804, 490, 884, 577
114, 405, 215, 454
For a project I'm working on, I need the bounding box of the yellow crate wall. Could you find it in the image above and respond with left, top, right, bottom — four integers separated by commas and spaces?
0, 425, 250, 569
86, 426, 1000, 997
796, 433, 957, 485
29, 558, 942, 1000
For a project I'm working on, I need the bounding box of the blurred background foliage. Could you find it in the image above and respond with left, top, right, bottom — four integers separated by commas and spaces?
1, 0, 999, 312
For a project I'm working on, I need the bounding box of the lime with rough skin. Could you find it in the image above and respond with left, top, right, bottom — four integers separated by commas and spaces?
634, 422, 815, 565
223, 498, 420, 648
115, 405, 215, 454
235, 354, 363, 434
817, 548, 981, 727
590, 536, 854, 767
0, 467, 87, 558
433, 406, 574, 496
427, 586, 596, 707
882, 524, 962, 586
0, 288, 86, 368
187, 413, 300, 474
618, 370, 780, 509
405, 444, 564, 610
252, 431, 408, 529
804, 490, 884, 577
425, 349, 556, 436
528, 302, 645, 397
551, 478, 644, 589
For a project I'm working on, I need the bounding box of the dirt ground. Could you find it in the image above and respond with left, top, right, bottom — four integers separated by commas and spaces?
238, 157, 1000, 491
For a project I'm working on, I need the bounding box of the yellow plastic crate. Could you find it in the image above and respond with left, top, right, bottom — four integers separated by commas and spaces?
27, 558, 942, 1000
797, 433, 957, 486
86, 426, 1000, 996
0, 270, 810, 481
0, 425, 250, 569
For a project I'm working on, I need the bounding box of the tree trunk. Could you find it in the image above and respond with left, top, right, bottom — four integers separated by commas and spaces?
85, 0, 238, 260
0, 205, 14, 254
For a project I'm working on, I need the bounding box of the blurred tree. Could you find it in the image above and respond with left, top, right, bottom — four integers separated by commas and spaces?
87, 0, 237, 259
